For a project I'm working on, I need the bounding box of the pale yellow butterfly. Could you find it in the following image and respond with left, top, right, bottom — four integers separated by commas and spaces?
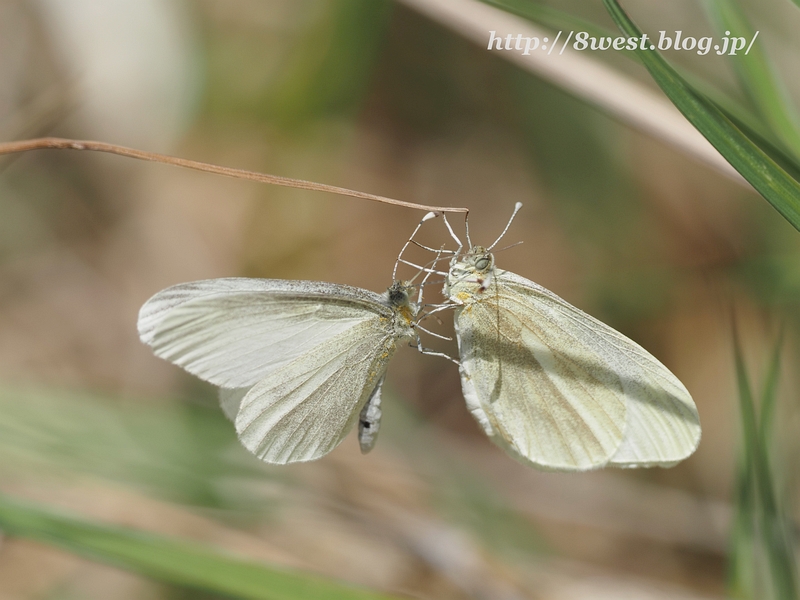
439, 204, 701, 471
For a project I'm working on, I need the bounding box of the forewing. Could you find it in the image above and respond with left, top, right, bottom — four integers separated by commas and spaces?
456, 277, 627, 471
501, 271, 700, 468
138, 278, 390, 389
138, 279, 274, 345
234, 320, 397, 464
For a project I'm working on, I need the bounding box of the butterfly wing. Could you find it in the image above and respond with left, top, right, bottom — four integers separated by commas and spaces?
139, 278, 415, 463
138, 278, 393, 389
501, 272, 700, 468
456, 269, 699, 471
219, 387, 249, 421
234, 320, 400, 463
455, 275, 626, 471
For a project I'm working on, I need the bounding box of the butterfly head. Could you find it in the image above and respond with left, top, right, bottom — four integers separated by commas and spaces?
446, 246, 496, 300
466, 246, 495, 275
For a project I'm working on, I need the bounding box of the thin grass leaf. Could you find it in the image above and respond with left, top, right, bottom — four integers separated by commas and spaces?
0, 494, 401, 600
603, 0, 800, 233
732, 324, 758, 466
723, 110, 800, 184
706, 0, 800, 160
730, 327, 797, 600
729, 450, 757, 599
730, 326, 763, 599
753, 332, 797, 600
758, 330, 784, 445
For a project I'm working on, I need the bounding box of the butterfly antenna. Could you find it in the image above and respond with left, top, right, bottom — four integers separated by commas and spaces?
487, 202, 523, 251
492, 240, 524, 254
393, 211, 440, 280
418, 279, 446, 286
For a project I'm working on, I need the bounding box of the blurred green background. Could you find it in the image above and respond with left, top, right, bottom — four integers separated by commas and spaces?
1, 0, 799, 598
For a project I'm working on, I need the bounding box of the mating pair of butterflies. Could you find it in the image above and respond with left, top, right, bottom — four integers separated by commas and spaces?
138, 206, 700, 471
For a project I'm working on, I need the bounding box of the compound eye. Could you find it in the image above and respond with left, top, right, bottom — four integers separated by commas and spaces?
475, 255, 491, 271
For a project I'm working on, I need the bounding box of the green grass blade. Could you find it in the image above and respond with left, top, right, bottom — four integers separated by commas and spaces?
603, 0, 800, 232
732, 325, 758, 465
753, 332, 797, 600
731, 327, 797, 600
730, 326, 759, 598
0, 494, 401, 600
722, 110, 800, 184
728, 452, 757, 599
706, 0, 800, 160
758, 330, 784, 444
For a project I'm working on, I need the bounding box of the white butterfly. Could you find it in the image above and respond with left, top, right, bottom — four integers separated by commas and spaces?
440, 204, 701, 472
138, 278, 419, 463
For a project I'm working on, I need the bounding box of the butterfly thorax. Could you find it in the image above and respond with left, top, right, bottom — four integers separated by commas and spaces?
383, 281, 418, 338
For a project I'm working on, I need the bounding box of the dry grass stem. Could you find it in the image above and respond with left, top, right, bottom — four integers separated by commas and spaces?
0, 137, 469, 215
